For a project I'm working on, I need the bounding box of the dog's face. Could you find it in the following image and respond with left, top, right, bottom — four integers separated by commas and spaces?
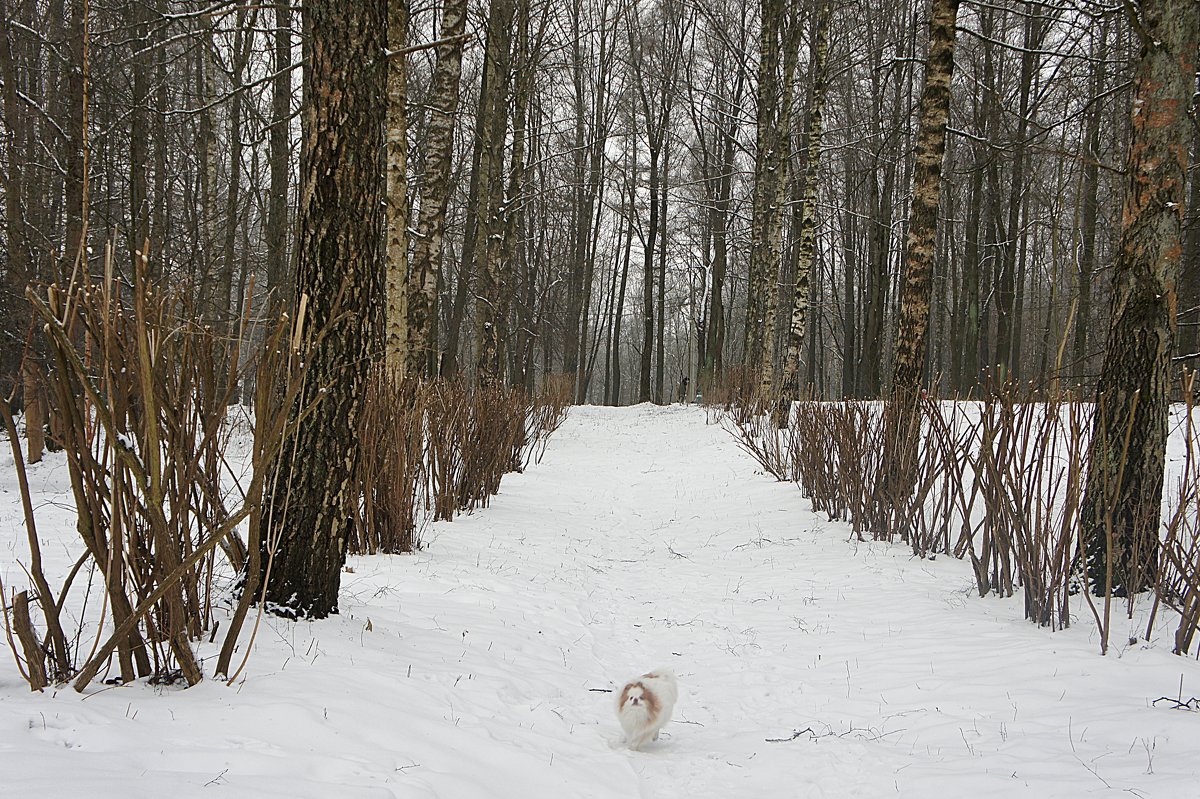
619, 681, 660, 717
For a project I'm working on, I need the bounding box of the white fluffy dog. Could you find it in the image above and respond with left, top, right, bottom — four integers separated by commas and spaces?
615, 668, 678, 750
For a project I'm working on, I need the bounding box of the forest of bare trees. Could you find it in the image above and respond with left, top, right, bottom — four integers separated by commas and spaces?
4, 0, 1195, 412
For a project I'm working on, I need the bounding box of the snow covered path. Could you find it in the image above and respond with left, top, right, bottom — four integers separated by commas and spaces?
3, 404, 1200, 798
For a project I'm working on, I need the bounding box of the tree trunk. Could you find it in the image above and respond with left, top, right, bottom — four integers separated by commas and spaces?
259, 0, 387, 619
994, 5, 1044, 385
840, 197, 858, 398
266, 1, 293, 312
490, 0, 533, 386
640, 142, 659, 405
744, 0, 783, 374
960, 124, 985, 396
476, 0, 517, 383
883, 0, 960, 499
1174, 57, 1199, 363
385, 0, 411, 375
700, 78, 740, 392
0, 0, 32, 390
860, 161, 894, 398
654, 136, 669, 404
63, 0, 87, 275
775, 0, 831, 425
611, 145, 635, 406
197, 21, 221, 322
127, 0, 151, 271
756, 10, 801, 397
1081, 0, 1198, 598
888, 0, 959, 397
407, 0, 469, 377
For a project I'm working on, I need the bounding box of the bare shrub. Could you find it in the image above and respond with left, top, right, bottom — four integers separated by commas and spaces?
704, 366, 765, 424
457, 382, 529, 513
727, 409, 791, 481
827, 401, 888, 539
725, 375, 1200, 648
789, 402, 845, 520
525, 376, 570, 466
0, 379, 72, 686
966, 389, 1090, 628
2, 250, 301, 691
426, 380, 470, 522
353, 368, 426, 555
1153, 373, 1200, 655
422, 378, 561, 522
537, 373, 574, 419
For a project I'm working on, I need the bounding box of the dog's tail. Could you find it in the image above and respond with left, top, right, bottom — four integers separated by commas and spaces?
644, 667, 676, 683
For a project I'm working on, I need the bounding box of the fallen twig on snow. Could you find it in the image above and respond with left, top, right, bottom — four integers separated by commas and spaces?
1152, 696, 1200, 711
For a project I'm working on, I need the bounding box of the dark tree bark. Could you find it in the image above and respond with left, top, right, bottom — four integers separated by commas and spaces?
259, 0, 387, 619
62, 0, 87, 274
1177, 66, 1200, 364
126, 0, 151, 270
475, 0, 517, 383
993, 4, 1046, 385
1074, 17, 1109, 384
266, 0, 294, 313
700, 68, 742, 392
610, 139, 636, 406
0, 0, 31, 367
627, 1, 678, 404
1081, 0, 1198, 598
840, 196, 857, 398
655, 135, 669, 404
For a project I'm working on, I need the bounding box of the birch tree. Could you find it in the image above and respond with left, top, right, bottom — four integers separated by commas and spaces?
385, 0, 412, 375
774, 0, 831, 425
407, 0, 469, 377
882, 0, 960, 505
1080, 0, 1199, 597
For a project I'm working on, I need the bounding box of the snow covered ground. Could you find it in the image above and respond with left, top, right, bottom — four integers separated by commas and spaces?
3, 404, 1200, 798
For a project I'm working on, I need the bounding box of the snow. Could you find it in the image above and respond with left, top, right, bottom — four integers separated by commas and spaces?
3, 403, 1200, 798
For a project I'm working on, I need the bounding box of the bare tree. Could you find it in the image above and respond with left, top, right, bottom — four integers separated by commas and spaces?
385, 0, 412, 374
258, 0, 387, 618
775, 0, 831, 424
407, 0, 469, 378
882, 0, 961, 504
1081, 0, 1198, 597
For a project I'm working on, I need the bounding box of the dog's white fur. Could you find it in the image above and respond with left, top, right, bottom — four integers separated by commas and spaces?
615, 668, 677, 749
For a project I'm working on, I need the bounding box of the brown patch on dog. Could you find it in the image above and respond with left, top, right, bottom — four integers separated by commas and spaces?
618, 682, 636, 708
